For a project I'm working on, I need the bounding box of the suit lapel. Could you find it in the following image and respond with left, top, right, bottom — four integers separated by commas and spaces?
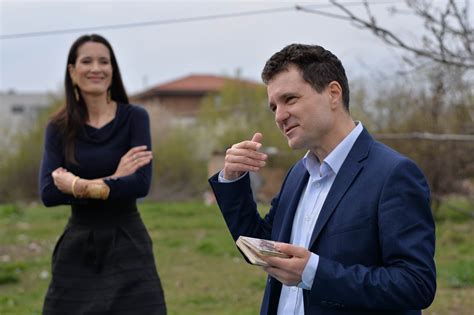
309, 129, 373, 247
277, 162, 309, 243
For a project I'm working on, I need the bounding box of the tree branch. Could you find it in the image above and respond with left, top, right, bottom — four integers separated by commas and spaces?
298, 0, 474, 69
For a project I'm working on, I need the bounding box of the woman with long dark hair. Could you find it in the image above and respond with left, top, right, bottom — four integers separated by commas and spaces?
39, 34, 166, 314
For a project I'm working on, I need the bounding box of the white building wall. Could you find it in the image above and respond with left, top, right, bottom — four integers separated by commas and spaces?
0, 91, 55, 151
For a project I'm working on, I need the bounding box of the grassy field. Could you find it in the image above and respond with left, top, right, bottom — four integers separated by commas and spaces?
0, 200, 473, 314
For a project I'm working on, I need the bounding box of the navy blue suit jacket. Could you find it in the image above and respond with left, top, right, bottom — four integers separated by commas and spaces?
209, 129, 436, 315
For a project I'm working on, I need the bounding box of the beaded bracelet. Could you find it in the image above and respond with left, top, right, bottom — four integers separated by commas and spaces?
71, 176, 80, 198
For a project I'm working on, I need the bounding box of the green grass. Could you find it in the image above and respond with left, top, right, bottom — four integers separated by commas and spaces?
0, 200, 473, 314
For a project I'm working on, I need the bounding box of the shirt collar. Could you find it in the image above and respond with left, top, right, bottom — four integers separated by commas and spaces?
302, 121, 364, 177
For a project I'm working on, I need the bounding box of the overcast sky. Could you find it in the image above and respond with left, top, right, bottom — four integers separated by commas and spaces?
1, 0, 424, 95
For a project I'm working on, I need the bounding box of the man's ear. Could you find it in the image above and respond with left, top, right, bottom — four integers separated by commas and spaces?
327, 81, 343, 108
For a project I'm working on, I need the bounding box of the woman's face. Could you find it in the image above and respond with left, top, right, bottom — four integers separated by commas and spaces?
69, 41, 113, 98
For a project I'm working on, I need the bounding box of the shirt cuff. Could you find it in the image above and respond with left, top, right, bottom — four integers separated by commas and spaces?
298, 253, 319, 290
218, 170, 248, 183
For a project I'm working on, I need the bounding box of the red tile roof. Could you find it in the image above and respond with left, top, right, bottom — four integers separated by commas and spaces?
132, 74, 261, 99
155, 74, 227, 92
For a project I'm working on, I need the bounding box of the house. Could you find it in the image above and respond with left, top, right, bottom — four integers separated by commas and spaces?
0, 90, 54, 151
130, 74, 262, 126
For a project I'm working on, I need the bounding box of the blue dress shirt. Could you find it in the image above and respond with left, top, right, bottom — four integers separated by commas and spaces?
219, 122, 363, 314
277, 122, 363, 314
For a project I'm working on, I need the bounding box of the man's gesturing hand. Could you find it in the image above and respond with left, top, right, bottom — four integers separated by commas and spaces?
223, 132, 268, 180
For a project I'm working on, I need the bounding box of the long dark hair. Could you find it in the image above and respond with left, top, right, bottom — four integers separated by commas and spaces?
51, 34, 129, 164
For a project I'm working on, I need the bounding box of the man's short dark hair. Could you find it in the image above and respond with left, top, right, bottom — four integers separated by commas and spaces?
261, 44, 350, 111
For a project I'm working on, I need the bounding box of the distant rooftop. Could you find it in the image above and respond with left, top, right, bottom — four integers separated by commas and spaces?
132, 74, 262, 100
0, 90, 54, 109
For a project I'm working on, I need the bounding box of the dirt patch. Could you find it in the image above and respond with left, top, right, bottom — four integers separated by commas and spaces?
0, 241, 51, 262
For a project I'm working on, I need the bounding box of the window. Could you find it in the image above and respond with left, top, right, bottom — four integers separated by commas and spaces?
11, 105, 25, 114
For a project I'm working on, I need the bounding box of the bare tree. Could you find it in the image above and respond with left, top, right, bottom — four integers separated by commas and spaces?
297, 0, 474, 69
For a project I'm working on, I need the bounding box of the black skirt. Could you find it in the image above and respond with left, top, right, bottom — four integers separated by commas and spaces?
43, 206, 166, 315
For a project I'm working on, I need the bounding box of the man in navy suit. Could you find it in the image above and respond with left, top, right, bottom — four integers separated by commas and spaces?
208, 44, 436, 314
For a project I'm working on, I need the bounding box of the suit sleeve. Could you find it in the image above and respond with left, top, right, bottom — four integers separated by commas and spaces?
208, 172, 275, 241
104, 106, 152, 200
309, 159, 436, 310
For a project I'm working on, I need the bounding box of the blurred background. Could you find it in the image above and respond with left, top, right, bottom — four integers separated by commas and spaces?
1, 0, 473, 314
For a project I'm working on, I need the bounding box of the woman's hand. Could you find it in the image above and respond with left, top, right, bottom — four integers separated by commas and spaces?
112, 146, 153, 178
51, 167, 77, 194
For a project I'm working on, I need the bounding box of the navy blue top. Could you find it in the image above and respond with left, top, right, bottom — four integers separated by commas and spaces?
39, 103, 152, 213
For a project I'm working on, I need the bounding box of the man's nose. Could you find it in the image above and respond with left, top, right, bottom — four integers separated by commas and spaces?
275, 106, 289, 124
